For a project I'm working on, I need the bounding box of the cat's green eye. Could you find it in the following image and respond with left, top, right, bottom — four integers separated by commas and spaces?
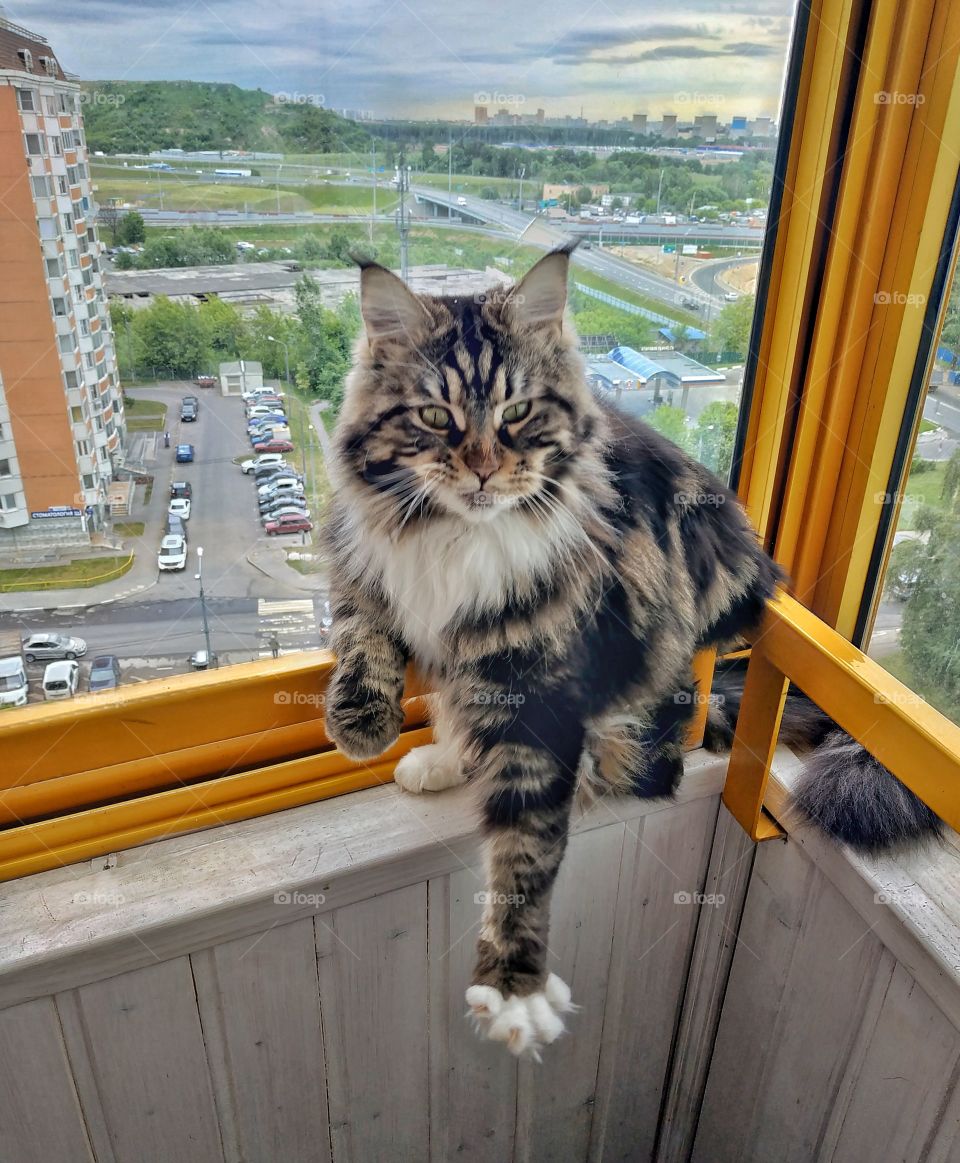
501, 401, 531, 423
420, 406, 452, 429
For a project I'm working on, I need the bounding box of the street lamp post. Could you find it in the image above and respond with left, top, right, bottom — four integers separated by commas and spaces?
195, 546, 214, 667
267, 334, 291, 386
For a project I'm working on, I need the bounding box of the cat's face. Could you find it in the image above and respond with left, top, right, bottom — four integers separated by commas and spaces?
336, 247, 601, 528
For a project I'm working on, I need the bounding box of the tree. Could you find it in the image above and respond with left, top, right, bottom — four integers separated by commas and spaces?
131, 296, 207, 377
712, 295, 755, 355
647, 405, 693, 452
693, 401, 739, 478
575, 185, 593, 207
97, 202, 123, 245
199, 297, 245, 357
118, 211, 146, 245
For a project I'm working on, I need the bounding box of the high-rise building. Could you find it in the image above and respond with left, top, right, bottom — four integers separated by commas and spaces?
694, 114, 718, 138
474, 105, 488, 124
0, 15, 124, 555
632, 113, 647, 134
661, 113, 678, 137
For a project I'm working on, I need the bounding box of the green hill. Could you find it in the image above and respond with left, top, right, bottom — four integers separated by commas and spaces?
80, 80, 373, 155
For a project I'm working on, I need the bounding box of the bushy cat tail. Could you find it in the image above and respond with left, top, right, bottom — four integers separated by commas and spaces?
703, 668, 942, 853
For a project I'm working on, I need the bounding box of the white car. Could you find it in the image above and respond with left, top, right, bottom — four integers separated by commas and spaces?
42, 659, 79, 700
168, 497, 191, 520
158, 534, 188, 571
241, 452, 287, 474
257, 476, 301, 497
457, 196, 467, 206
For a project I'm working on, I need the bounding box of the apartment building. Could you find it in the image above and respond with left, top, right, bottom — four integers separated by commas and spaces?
0, 15, 124, 556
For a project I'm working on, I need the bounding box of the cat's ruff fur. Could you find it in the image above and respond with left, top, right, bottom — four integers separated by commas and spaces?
323, 244, 783, 1057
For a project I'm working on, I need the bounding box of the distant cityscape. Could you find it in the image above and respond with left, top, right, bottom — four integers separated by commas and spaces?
333, 107, 775, 141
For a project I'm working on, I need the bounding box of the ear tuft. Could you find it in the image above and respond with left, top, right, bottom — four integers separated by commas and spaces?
358, 263, 429, 343
507, 241, 577, 330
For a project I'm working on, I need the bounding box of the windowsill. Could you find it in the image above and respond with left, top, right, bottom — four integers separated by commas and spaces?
0, 750, 729, 1010
1, 745, 957, 1025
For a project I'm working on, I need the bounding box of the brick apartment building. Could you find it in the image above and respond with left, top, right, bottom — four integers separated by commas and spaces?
0, 14, 124, 557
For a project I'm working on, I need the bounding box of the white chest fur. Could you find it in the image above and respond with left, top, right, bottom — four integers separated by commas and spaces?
350, 510, 575, 668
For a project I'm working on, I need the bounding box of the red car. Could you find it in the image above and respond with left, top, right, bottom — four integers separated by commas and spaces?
253, 438, 294, 454
265, 512, 313, 535
194, 375, 217, 388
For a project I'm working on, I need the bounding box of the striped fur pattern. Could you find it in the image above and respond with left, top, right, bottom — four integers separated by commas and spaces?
323, 245, 781, 1055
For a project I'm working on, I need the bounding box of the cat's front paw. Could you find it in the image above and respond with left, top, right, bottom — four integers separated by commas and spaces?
323, 674, 404, 761
394, 743, 466, 794
465, 974, 576, 1059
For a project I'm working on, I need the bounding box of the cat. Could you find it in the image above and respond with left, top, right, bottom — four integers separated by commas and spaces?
321, 243, 938, 1058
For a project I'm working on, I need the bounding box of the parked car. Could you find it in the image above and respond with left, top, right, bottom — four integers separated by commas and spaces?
241, 452, 287, 474
260, 496, 306, 516
250, 395, 283, 408
194, 375, 217, 388
246, 405, 280, 420
256, 469, 302, 488
247, 413, 286, 431
170, 481, 193, 499
189, 648, 218, 670
42, 659, 80, 700
158, 534, 188, 571
176, 443, 195, 462
165, 514, 187, 540
258, 476, 303, 498
242, 387, 284, 402
180, 401, 198, 422
168, 497, 191, 520
23, 633, 87, 663
88, 654, 121, 692
723, 291, 739, 302
265, 512, 313, 535
262, 503, 310, 524
183, 395, 199, 409
254, 439, 294, 454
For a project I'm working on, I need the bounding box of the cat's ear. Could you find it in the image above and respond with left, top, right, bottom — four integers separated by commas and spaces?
507, 241, 578, 330
355, 258, 428, 344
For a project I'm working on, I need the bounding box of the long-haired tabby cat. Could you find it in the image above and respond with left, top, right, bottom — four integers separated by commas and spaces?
322, 244, 940, 1058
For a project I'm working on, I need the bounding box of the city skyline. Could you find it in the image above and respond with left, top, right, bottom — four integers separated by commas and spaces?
6, 0, 793, 122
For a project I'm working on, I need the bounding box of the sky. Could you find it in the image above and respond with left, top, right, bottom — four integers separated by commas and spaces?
4, 0, 795, 121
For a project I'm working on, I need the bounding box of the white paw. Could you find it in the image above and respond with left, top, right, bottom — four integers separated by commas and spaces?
465, 974, 576, 1059
394, 743, 465, 795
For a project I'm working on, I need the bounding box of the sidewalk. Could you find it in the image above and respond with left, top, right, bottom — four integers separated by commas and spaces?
245, 540, 328, 592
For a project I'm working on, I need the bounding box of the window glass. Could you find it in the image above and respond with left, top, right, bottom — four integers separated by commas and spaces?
0, 4, 794, 690
866, 254, 960, 723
